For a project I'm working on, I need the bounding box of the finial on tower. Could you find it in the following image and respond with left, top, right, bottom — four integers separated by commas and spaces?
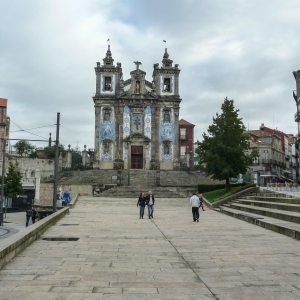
103, 39, 114, 66
133, 61, 142, 70
162, 40, 173, 67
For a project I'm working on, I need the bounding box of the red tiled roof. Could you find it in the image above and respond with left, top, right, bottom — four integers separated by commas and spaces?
0, 98, 7, 107
178, 119, 195, 126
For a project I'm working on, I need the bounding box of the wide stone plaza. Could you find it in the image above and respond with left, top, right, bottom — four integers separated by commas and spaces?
1, 196, 300, 299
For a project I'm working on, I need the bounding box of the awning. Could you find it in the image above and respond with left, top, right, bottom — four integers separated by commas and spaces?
22, 183, 35, 190
283, 170, 292, 174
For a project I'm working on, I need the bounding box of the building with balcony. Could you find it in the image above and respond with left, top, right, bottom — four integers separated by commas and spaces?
178, 119, 195, 170
247, 124, 296, 186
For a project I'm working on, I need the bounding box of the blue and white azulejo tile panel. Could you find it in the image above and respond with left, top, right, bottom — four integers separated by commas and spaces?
100, 142, 113, 161
146, 142, 151, 162
159, 124, 175, 143
123, 106, 130, 138
123, 142, 128, 162
99, 123, 115, 142
144, 106, 151, 139
161, 143, 173, 162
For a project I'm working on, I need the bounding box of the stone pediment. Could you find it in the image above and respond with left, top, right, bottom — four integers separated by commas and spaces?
123, 132, 150, 143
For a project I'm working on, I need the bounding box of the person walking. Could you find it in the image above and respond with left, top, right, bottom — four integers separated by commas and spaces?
190, 193, 200, 222
146, 191, 155, 219
63, 190, 71, 206
137, 192, 146, 219
56, 190, 62, 206
199, 194, 205, 211
25, 206, 32, 227
31, 207, 37, 224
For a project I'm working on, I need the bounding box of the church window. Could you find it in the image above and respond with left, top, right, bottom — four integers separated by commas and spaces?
164, 78, 170, 92
103, 140, 110, 154
163, 111, 171, 123
163, 141, 171, 155
105, 77, 111, 90
103, 109, 111, 122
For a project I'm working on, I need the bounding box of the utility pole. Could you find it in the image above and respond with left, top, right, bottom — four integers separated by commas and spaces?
0, 138, 6, 215
52, 113, 60, 212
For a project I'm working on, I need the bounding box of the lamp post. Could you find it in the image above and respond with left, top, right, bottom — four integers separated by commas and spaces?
0, 138, 6, 214
52, 113, 60, 212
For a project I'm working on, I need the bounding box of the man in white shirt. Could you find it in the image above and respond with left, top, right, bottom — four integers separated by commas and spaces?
190, 193, 200, 222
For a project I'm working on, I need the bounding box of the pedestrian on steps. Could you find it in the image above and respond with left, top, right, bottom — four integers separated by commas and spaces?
146, 191, 155, 219
199, 194, 205, 211
137, 192, 146, 219
190, 193, 200, 222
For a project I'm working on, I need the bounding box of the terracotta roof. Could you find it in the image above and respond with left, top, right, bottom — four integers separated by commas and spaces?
0, 98, 7, 107
178, 119, 195, 126
247, 130, 272, 138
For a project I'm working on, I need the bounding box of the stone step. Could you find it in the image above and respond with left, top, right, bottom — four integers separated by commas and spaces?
217, 206, 300, 240
98, 185, 186, 198
227, 202, 300, 224
236, 199, 300, 213
243, 196, 300, 204
248, 192, 295, 198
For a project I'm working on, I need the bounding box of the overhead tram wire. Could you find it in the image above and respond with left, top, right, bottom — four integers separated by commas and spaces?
10, 119, 52, 140
10, 124, 55, 133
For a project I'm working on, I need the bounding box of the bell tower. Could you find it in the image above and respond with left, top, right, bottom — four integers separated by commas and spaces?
152, 48, 180, 97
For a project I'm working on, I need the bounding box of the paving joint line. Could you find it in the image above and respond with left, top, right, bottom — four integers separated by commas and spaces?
151, 218, 220, 300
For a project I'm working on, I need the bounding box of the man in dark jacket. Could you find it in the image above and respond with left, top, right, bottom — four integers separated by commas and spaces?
146, 191, 155, 219
25, 206, 32, 227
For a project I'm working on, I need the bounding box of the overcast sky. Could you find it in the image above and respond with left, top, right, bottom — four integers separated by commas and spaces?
1, 0, 300, 151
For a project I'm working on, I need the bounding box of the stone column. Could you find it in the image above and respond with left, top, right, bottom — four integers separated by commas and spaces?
82, 145, 87, 167
66, 145, 72, 169
35, 169, 40, 204
94, 106, 101, 168
173, 107, 180, 170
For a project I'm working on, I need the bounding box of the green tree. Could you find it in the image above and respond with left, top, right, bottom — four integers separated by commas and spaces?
14, 140, 36, 157
44, 144, 67, 158
3, 163, 23, 198
195, 97, 258, 192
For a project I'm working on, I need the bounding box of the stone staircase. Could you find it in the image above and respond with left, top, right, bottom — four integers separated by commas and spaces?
216, 190, 300, 240
46, 169, 221, 187
97, 186, 186, 198
128, 170, 156, 186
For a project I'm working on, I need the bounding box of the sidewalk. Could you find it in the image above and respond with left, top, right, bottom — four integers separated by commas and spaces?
0, 196, 300, 299
0, 212, 29, 240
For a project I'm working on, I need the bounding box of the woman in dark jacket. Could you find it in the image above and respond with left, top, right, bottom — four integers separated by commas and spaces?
137, 192, 146, 219
31, 207, 38, 224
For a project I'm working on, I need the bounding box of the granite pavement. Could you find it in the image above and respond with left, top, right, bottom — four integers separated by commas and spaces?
0, 196, 300, 299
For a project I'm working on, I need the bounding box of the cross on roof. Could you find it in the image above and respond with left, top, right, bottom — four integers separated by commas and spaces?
133, 61, 142, 70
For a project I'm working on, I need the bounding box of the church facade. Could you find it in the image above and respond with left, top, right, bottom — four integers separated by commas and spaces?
93, 45, 181, 170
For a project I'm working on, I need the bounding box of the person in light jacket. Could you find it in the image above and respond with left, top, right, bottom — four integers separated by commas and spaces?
190, 193, 200, 222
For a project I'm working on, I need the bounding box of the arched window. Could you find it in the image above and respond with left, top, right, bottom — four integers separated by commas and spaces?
163, 141, 171, 155
103, 140, 110, 154
164, 78, 171, 92
163, 109, 171, 123
103, 109, 111, 122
